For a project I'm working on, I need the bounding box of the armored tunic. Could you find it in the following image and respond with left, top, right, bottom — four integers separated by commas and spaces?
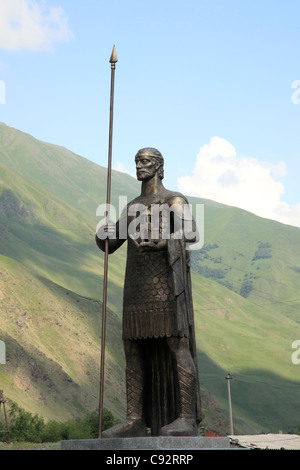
122, 194, 192, 341
123, 240, 185, 340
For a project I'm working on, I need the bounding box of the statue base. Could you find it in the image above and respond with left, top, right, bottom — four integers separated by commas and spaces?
61, 436, 235, 450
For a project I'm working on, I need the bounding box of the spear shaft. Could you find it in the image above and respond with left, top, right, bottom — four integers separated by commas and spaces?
98, 45, 118, 439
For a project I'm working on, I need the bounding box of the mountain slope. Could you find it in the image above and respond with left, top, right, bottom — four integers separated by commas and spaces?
0, 122, 139, 216
189, 197, 300, 321
192, 272, 300, 433
0, 254, 125, 421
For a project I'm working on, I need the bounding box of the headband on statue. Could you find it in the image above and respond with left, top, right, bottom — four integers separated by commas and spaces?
135, 148, 164, 160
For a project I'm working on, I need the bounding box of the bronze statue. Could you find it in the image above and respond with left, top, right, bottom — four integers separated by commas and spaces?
96, 147, 201, 437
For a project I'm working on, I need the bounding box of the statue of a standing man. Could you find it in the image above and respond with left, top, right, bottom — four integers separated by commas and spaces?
96, 147, 201, 437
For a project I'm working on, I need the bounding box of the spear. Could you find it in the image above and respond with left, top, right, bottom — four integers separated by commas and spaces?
98, 45, 118, 439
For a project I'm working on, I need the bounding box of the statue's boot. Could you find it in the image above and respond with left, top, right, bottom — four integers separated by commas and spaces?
160, 363, 198, 437
101, 418, 147, 438
102, 341, 147, 438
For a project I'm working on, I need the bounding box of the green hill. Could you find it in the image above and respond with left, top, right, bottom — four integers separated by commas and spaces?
0, 254, 125, 421
0, 122, 300, 434
0, 122, 139, 217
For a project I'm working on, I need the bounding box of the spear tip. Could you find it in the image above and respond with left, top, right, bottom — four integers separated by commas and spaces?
109, 45, 118, 64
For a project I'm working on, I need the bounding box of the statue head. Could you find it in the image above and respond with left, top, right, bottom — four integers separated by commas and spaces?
135, 147, 164, 181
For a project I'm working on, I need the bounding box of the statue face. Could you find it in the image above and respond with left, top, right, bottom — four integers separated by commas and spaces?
135, 155, 159, 181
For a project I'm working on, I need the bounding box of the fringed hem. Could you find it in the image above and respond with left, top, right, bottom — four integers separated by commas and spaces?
122, 311, 188, 340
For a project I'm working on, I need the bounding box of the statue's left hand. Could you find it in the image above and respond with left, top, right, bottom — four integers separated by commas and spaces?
130, 236, 167, 251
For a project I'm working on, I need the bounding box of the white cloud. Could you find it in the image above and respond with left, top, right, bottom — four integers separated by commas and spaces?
178, 137, 300, 228
113, 161, 135, 178
113, 161, 129, 173
0, 0, 74, 51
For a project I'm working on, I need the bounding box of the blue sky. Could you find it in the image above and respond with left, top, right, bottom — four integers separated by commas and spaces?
0, 0, 300, 227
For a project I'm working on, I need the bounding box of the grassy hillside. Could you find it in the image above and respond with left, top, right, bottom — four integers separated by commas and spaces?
192, 273, 300, 433
0, 122, 300, 434
0, 254, 126, 421
189, 198, 300, 319
0, 122, 139, 216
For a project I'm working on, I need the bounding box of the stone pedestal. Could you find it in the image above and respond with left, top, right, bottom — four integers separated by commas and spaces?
61, 436, 234, 450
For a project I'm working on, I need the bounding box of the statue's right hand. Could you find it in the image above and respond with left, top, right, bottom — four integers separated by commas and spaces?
96, 221, 116, 240
104, 221, 116, 235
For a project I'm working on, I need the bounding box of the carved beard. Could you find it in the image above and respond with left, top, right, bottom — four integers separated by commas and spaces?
136, 166, 157, 181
